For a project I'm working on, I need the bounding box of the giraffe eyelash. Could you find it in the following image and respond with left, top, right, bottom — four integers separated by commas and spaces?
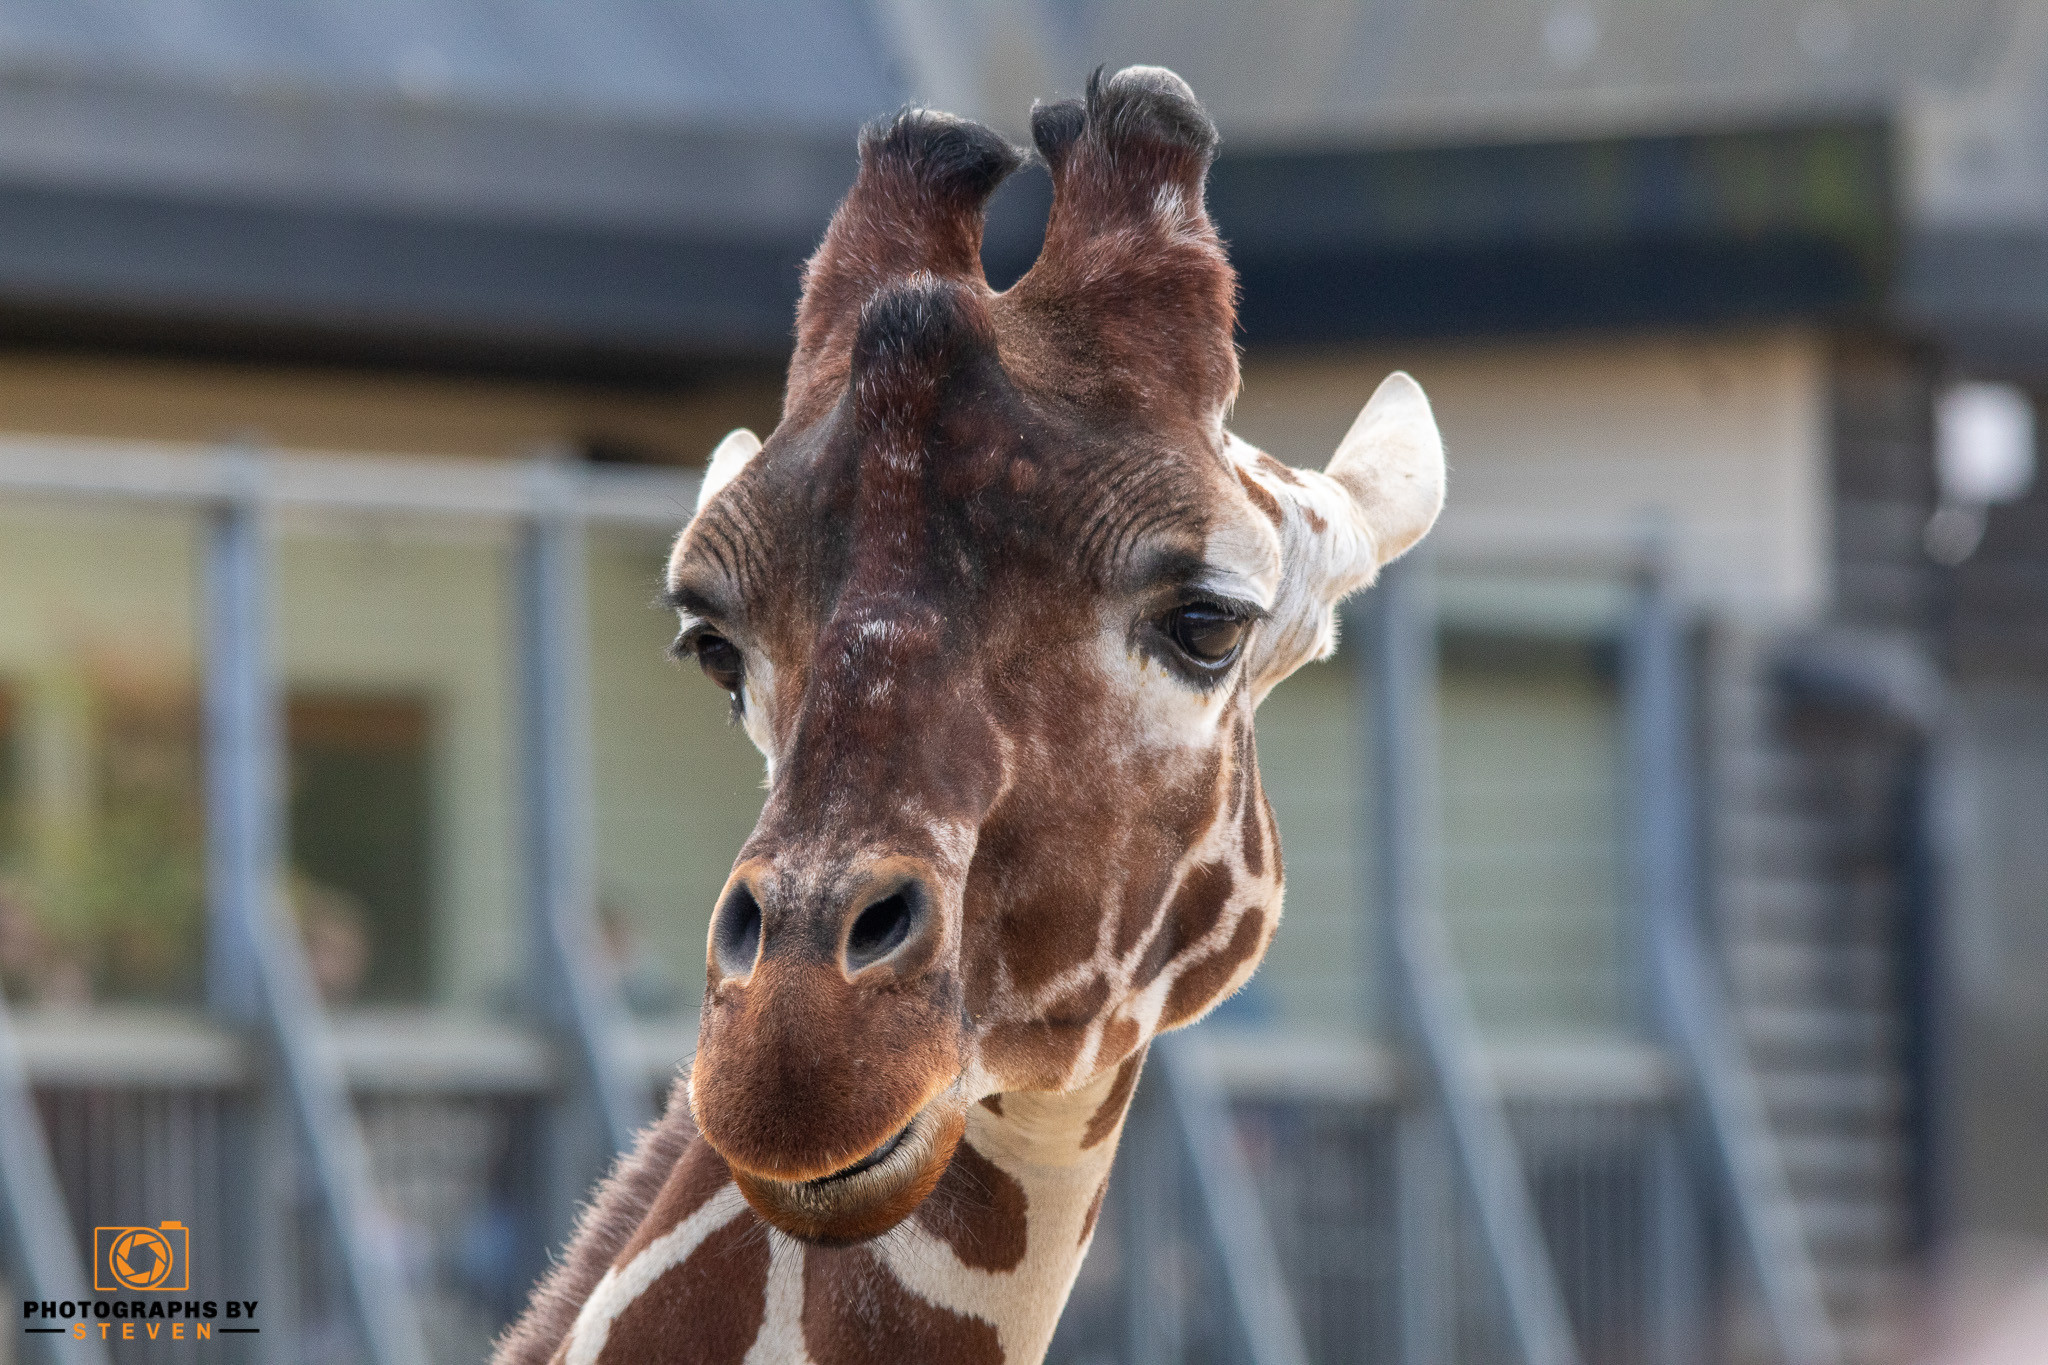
1143, 595, 1260, 686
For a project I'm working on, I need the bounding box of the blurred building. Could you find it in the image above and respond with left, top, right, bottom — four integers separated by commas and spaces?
0, 4, 2045, 1364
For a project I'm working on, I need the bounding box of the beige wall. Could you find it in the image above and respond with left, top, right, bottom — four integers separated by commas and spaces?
272, 524, 524, 1012
0, 353, 781, 466
1233, 330, 1829, 1037
1232, 329, 1834, 626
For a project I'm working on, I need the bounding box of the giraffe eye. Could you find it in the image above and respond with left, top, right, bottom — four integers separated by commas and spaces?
689, 632, 745, 694
1161, 603, 1248, 668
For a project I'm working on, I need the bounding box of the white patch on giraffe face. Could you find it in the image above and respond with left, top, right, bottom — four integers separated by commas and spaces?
920, 814, 978, 879
1200, 483, 1285, 611
738, 656, 777, 772
1095, 541, 1277, 757
1095, 627, 1243, 753
1084, 460, 1288, 757
1223, 433, 1376, 702
563, 1183, 749, 1365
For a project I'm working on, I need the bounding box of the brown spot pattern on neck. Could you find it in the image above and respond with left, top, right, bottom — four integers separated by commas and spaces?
1082, 1052, 1146, 1150
914, 1140, 1029, 1273
802, 1244, 1005, 1365
593, 1215, 767, 1365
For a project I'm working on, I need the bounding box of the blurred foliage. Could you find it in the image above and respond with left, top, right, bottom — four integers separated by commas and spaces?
0, 670, 447, 1008
0, 668, 206, 1005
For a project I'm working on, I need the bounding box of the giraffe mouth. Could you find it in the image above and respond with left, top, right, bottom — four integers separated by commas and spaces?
804, 1121, 913, 1186
728, 1101, 966, 1245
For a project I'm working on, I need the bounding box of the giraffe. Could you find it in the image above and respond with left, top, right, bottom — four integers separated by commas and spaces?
495, 65, 1444, 1365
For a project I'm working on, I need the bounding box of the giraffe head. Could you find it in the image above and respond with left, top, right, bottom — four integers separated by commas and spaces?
666, 67, 1442, 1245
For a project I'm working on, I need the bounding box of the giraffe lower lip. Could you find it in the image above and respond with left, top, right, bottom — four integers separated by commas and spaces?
728, 1103, 967, 1245
806, 1123, 914, 1186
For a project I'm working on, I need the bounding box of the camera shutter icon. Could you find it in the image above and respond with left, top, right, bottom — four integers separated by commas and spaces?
94, 1222, 189, 1292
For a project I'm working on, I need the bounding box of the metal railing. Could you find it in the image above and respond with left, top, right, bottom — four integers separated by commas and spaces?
1050, 1032, 1686, 1365
1623, 552, 1843, 1365
1365, 549, 1586, 1365
0, 439, 697, 1365
0, 991, 111, 1365
1120, 1036, 1312, 1365
516, 460, 657, 1250
203, 467, 429, 1365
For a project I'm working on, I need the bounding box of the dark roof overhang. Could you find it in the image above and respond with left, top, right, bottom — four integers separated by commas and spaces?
0, 114, 1905, 380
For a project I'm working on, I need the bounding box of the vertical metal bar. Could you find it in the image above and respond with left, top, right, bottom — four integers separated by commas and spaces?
203, 462, 268, 1029
1393, 1097, 1454, 1365
1121, 1072, 1180, 1365
1646, 1124, 1705, 1365
202, 462, 429, 1365
1367, 551, 1584, 1365
204, 453, 282, 1365
1155, 1035, 1312, 1365
1624, 553, 1842, 1365
1365, 553, 1452, 1365
252, 1088, 302, 1365
0, 994, 110, 1365
1622, 537, 1710, 1365
517, 460, 651, 1244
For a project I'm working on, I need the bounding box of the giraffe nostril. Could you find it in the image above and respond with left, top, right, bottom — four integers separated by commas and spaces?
712, 882, 763, 980
843, 886, 923, 975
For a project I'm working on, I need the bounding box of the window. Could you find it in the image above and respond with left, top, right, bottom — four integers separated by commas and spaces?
1245, 625, 1628, 1040
287, 694, 435, 1005
1438, 631, 1625, 1036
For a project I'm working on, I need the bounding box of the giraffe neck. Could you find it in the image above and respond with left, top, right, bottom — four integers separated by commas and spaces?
550, 1052, 1145, 1365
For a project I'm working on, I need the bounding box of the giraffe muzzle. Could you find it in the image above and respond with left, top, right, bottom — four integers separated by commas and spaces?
726, 1100, 967, 1245
692, 853, 971, 1241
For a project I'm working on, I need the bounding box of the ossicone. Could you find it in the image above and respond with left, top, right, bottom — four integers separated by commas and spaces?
1009, 65, 1237, 426
1030, 65, 1218, 188
788, 110, 1023, 423
859, 108, 1023, 210
849, 275, 1000, 436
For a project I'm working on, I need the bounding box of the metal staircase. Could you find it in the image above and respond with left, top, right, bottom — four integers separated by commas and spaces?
1703, 626, 1918, 1365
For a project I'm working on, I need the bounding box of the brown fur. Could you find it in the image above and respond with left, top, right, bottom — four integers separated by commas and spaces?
595, 1216, 770, 1365
802, 1246, 1005, 1365
914, 1140, 1030, 1273
788, 111, 1020, 426
1001, 68, 1238, 426
493, 1082, 700, 1365
1079, 1179, 1109, 1247
1162, 907, 1270, 1030
1082, 1053, 1146, 1150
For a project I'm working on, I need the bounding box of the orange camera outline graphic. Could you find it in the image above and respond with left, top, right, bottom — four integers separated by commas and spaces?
93, 1221, 189, 1293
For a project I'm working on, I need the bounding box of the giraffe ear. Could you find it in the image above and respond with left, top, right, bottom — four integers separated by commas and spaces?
696, 427, 762, 513
1326, 371, 1445, 570
1230, 372, 1445, 700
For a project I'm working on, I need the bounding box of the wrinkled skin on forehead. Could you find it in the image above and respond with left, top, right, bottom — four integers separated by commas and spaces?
662, 66, 1442, 1249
